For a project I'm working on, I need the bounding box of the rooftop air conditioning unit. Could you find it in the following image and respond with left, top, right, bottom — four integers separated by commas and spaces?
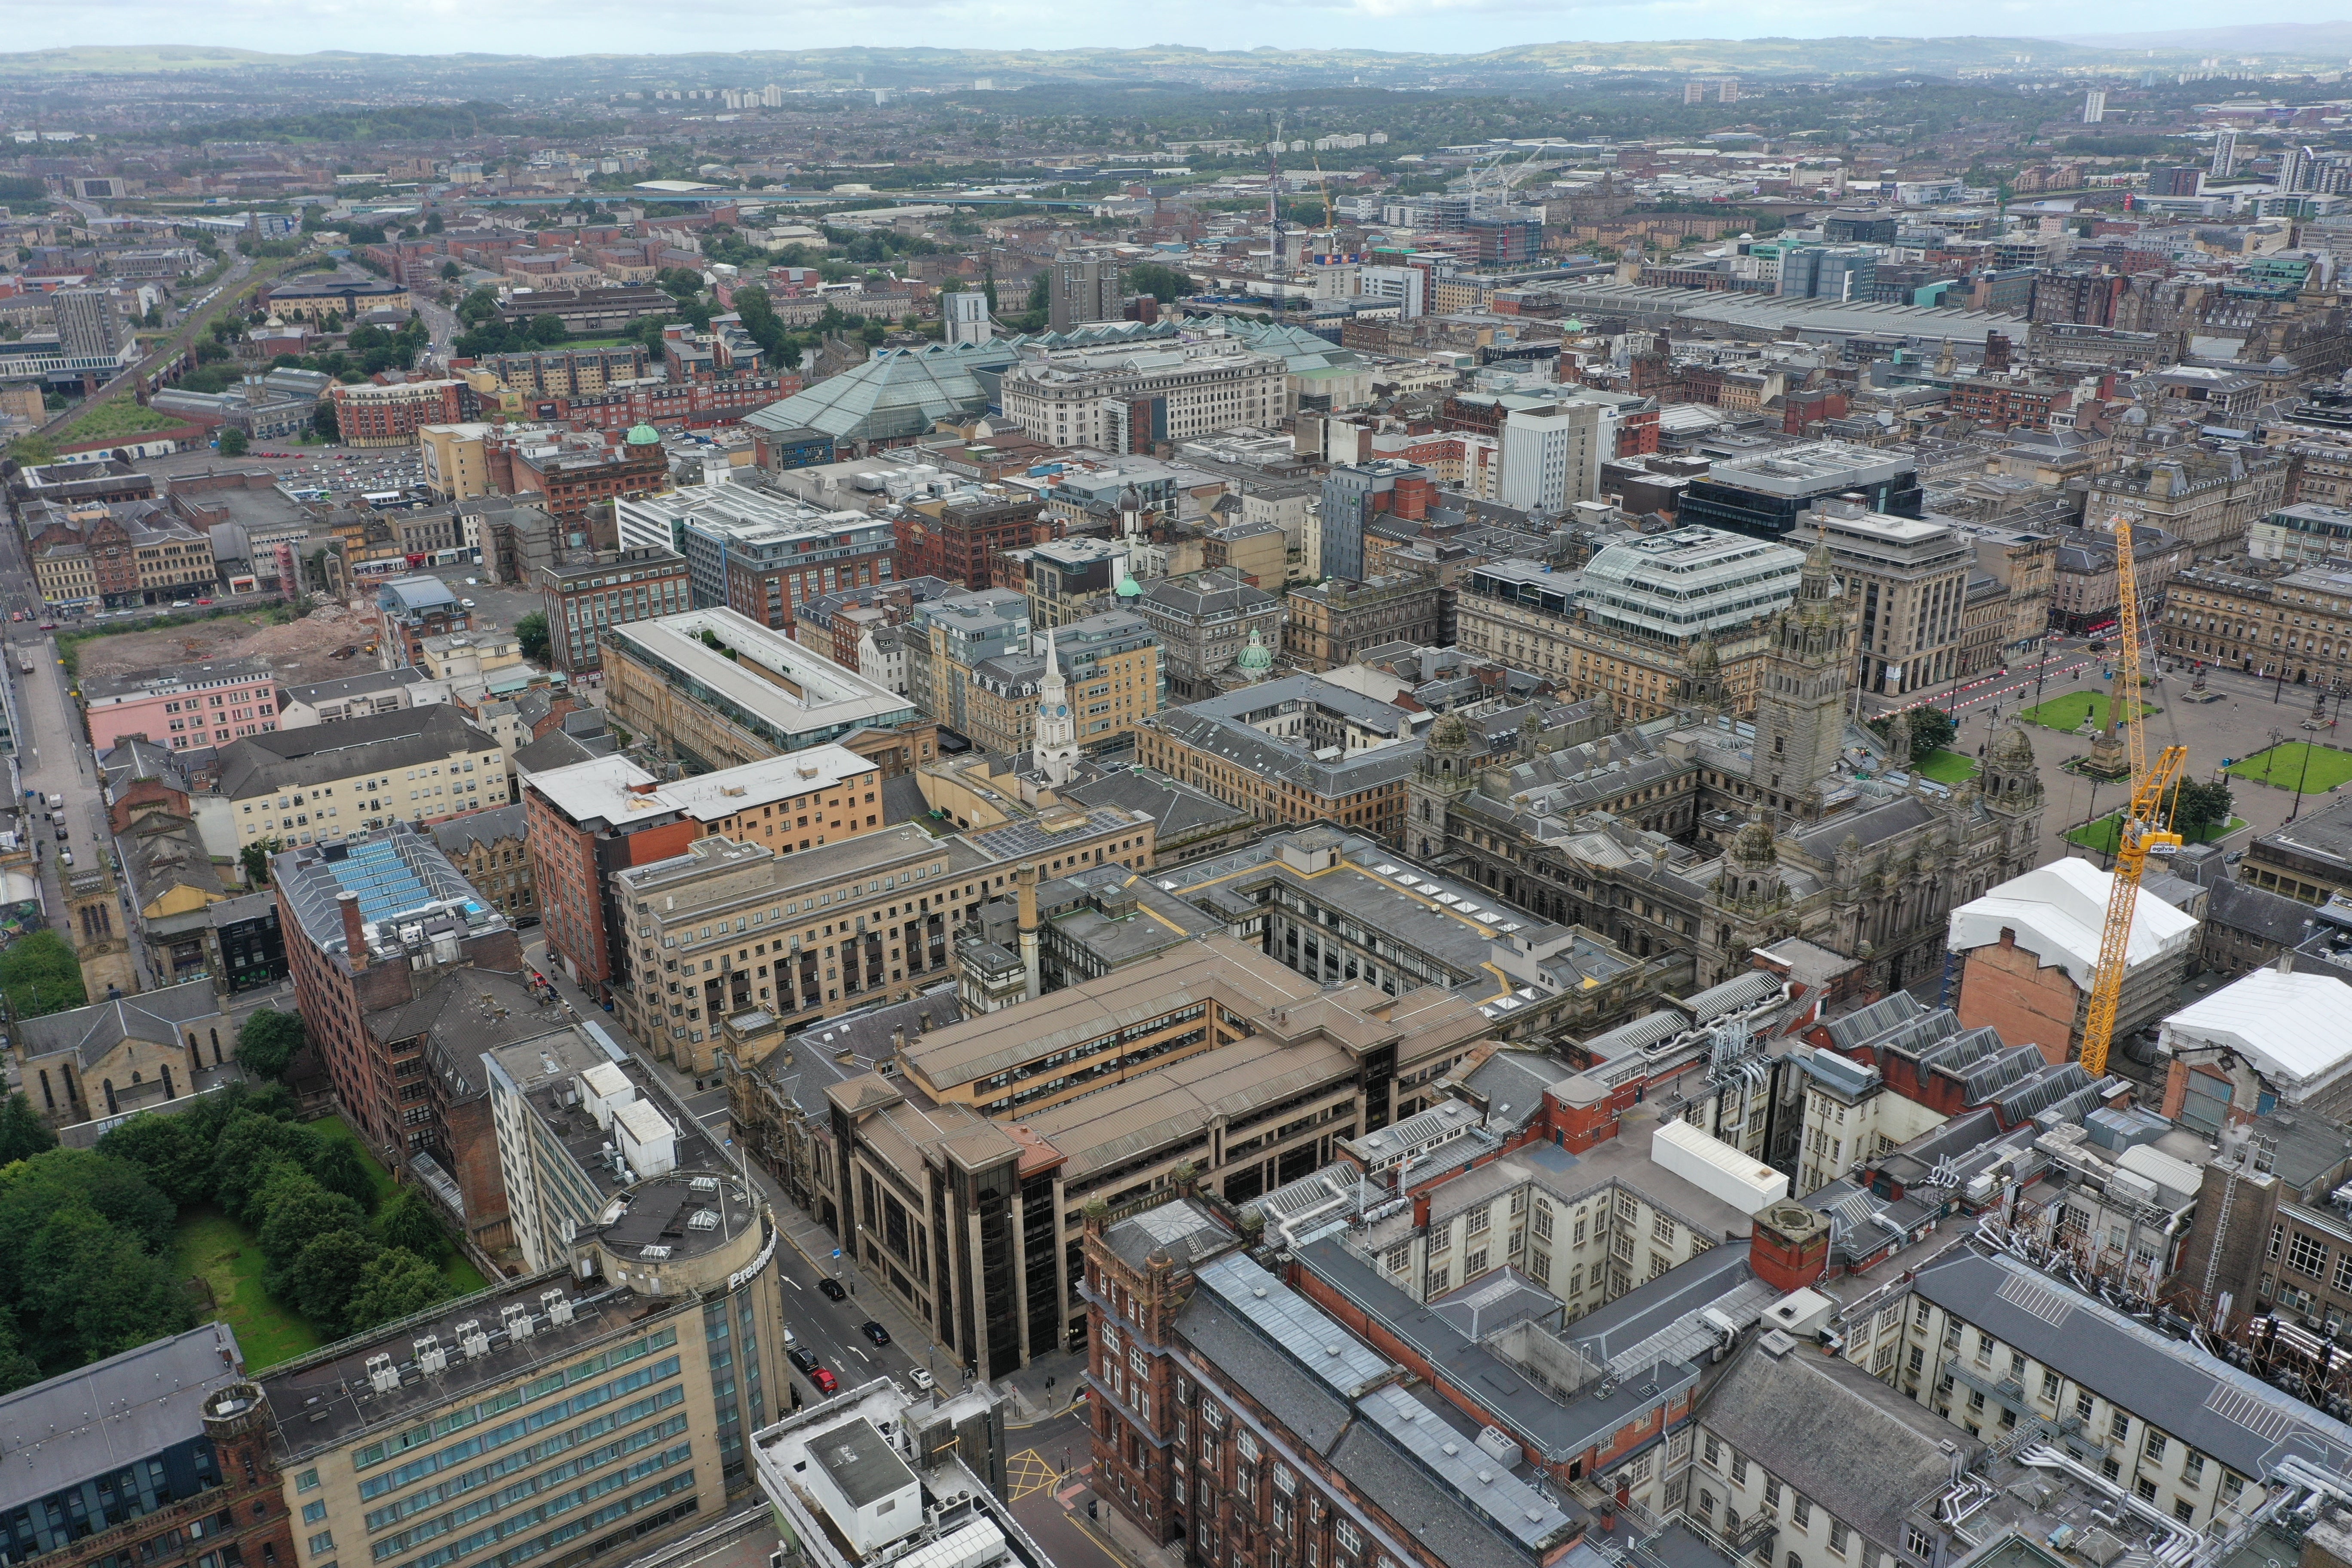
503, 1302, 535, 1340
458, 1321, 491, 1360
542, 1289, 576, 1326
414, 1335, 448, 1375
366, 1354, 401, 1395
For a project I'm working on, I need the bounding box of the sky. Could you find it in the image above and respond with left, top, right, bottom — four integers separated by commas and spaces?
9, 0, 2344, 62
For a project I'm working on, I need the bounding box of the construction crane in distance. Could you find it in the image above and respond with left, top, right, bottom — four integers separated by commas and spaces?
2078, 511, 2187, 1079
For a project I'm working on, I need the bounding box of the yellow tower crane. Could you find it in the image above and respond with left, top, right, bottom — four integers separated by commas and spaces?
2078, 512, 2188, 1079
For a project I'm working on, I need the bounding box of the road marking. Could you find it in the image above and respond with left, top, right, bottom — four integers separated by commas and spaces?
852, 1347, 872, 1363
780, 1274, 799, 1290
1005, 1450, 1060, 1501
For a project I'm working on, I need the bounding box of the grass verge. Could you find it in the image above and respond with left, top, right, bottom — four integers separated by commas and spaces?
2225, 741, 2352, 795
2064, 815, 2245, 857
2018, 692, 2156, 733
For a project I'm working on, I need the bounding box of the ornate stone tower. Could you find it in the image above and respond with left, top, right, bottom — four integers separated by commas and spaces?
1979, 721, 2046, 875
1750, 536, 1855, 819
1032, 625, 1081, 786
1406, 713, 1478, 861
1679, 634, 1724, 718
1702, 816, 1792, 986
66, 864, 137, 1001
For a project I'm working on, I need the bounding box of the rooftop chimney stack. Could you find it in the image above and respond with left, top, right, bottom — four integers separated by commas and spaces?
1017, 862, 1042, 1003
337, 890, 369, 971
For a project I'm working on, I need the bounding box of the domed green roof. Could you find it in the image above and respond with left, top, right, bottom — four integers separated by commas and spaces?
1235, 628, 1274, 671
625, 423, 661, 446
1115, 572, 1143, 598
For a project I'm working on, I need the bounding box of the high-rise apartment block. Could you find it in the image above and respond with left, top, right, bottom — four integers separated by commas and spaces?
1047, 250, 1122, 331
52, 286, 129, 360
943, 288, 993, 346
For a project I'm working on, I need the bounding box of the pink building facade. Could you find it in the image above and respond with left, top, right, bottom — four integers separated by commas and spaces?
84, 658, 280, 752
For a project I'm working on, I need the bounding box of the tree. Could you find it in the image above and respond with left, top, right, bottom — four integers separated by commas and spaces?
95, 1112, 212, 1206
375, 1189, 451, 1265
0, 931, 86, 1020
456, 286, 502, 325
1126, 262, 1196, 303
344, 1247, 447, 1332
440, 261, 460, 282
217, 427, 250, 456
209, 1109, 325, 1225
516, 610, 550, 664
236, 1008, 305, 1082
239, 835, 281, 888
311, 400, 339, 440
26, 1207, 191, 1369
0, 1093, 56, 1167
2163, 777, 2235, 834
309, 1134, 378, 1213
285, 1228, 378, 1339
258, 1178, 366, 1279
528, 314, 568, 346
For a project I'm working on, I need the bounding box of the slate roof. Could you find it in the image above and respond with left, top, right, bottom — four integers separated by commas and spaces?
430, 802, 528, 857
511, 728, 612, 777
1063, 764, 1251, 845
0, 1324, 248, 1504
124, 815, 227, 907
18, 979, 223, 1068
1700, 1335, 1982, 1551
1912, 1246, 2352, 1480
216, 706, 496, 801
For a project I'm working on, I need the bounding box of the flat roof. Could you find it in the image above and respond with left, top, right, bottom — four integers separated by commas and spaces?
606, 609, 917, 743
901, 935, 1322, 1094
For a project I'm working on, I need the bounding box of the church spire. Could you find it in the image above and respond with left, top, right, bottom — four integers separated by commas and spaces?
1032, 625, 1079, 786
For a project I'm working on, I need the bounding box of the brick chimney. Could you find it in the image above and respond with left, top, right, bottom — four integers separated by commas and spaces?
337, 890, 368, 971
1749, 1201, 1831, 1292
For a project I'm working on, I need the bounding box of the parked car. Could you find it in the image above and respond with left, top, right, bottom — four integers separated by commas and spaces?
59, 850, 72, 867
907, 1367, 935, 1393
788, 1348, 820, 1374
808, 1366, 839, 1395
860, 1320, 891, 1348
817, 1278, 848, 1302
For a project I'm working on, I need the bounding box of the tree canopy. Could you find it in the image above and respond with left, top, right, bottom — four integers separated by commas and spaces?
236, 1008, 305, 1082
0, 932, 86, 1020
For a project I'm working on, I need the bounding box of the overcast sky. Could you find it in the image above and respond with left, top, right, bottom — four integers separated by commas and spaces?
15, 0, 2336, 64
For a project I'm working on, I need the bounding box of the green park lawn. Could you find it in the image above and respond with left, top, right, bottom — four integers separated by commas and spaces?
1914, 750, 1979, 784
172, 1206, 320, 1370
2064, 815, 2245, 857
172, 1118, 486, 1368
2018, 692, 2155, 734
57, 395, 188, 444
2225, 741, 2352, 795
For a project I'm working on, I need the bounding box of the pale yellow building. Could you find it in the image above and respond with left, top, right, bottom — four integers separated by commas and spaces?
420, 420, 494, 500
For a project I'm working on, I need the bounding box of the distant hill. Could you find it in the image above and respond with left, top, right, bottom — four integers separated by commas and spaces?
3, 32, 2346, 86
2039, 20, 2352, 53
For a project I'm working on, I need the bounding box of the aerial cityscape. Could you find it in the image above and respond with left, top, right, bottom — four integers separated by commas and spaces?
0, 26, 2349, 1568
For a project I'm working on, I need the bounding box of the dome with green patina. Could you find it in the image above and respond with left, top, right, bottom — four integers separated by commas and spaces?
1234, 627, 1274, 676
1115, 571, 1143, 599
625, 423, 661, 446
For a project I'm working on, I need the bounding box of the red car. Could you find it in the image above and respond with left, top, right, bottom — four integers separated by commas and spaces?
808, 1366, 839, 1395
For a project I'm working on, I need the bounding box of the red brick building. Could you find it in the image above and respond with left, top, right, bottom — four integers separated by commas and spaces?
326, 378, 464, 447
273, 825, 531, 1174
511, 424, 671, 521
894, 495, 1047, 590
521, 760, 700, 1004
